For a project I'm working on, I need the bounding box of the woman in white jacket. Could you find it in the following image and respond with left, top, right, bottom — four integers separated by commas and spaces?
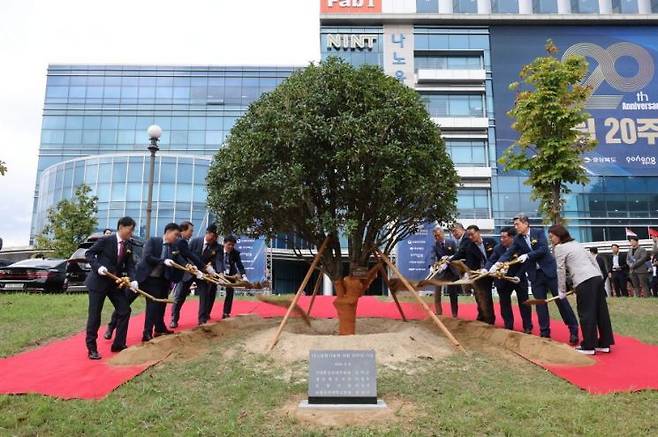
548, 224, 615, 355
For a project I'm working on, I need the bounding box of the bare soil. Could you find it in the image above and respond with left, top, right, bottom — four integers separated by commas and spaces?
110, 314, 594, 369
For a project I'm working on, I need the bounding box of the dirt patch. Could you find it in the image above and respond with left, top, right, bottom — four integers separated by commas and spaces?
281, 397, 417, 428
108, 315, 272, 366
109, 314, 594, 370
244, 318, 454, 368
437, 318, 595, 367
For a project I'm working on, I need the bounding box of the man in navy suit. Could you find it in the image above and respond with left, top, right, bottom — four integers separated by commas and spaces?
430, 226, 460, 317
84, 217, 138, 360
219, 235, 247, 319
494, 213, 579, 343
188, 224, 221, 325
169, 221, 205, 328
450, 222, 472, 296
135, 223, 190, 342
486, 227, 533, 333
454, 225, 497, 324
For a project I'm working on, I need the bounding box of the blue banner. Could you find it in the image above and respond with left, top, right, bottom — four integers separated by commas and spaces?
491, 26, 658, 176
236, 236, 267, 283
396, 223, 435, 281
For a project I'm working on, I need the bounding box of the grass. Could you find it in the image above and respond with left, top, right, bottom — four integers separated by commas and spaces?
1, 292, 658, 435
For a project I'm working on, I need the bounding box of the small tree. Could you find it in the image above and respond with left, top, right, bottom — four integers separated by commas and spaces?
207, 57, 458, 334
36, 184, 98, 258
500, 40, 596, 225
0, 160, 7, 176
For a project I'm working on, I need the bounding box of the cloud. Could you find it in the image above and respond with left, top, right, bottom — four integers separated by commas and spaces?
0, 0, 320, 248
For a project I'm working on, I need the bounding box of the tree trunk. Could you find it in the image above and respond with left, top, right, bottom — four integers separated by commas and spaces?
551, 182, 562, 225
333, 276, 370, 335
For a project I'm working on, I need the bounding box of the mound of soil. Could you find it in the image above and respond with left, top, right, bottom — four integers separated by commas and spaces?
109, 315, 594, 369
245, 318, 455, 367
108, 315, 269, 366
437, 318, 595, 367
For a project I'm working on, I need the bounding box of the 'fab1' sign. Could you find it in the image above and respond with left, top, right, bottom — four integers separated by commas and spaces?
321, 0, 382, 14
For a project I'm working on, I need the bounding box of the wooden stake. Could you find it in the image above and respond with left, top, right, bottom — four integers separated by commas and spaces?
373, 249, 465, 353
378, 265, 407, 322
307, 271, 324, 316
268, 236, 332, 352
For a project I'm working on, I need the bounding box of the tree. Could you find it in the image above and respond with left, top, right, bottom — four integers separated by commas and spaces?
0, 160, 6, 176
500, 40, 596, 225
207, 57, 458, 334
35, 184, 99, 258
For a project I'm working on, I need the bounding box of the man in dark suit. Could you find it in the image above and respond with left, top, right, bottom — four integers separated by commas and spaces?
453, 225, 497, 324
189, 224, 221, 325
169, 221, 205, 328
495, 213, 579, 344
651, 249, 658, 297
486, 227, 532, 333
608, 244, 628, 297
430, 226, 459, 317
135, 223, 190, 341
84, 216, 138, 360
219, 235, 247, 319
450, 222, 472, 296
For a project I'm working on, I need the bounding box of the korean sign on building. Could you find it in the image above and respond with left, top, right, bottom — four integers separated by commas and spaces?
383, 24, 415, 88
491, 26, 658, 176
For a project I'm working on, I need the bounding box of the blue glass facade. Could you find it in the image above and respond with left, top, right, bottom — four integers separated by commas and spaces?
319, 16, 658, 242
34, 154, 211, 237
33, 65, 298, 239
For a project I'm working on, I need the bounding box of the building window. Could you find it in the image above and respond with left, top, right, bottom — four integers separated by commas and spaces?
445, 140, 488, 166
423, 94, 485, 118
417, 0, 439, 12
570, 0, 599, 13
653, 0, 658, 12
453, 0, 478, 13
491, 0, 519, 13
532, 0, 558, 12
611, 0, 638, 12
457, 189, 490, 219
415, 54, 483, 70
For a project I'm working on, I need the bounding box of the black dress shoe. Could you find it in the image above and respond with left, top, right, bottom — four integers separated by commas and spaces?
154, 329, 174, 337
110, 345, 127, 353
569, 335, 579, 346
103, 329, 113, 340
88, 351, 102, 360
222, 313, 230, 319
169, 321, 178, 329
540, 333, 551, 339
141, 334, 153, 342
523, 328, 533, 334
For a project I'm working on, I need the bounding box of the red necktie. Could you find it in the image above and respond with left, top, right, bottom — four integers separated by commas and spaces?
118, 240, 126, 264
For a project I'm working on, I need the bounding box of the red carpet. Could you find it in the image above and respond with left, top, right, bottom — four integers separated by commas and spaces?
0, 296, 657, 399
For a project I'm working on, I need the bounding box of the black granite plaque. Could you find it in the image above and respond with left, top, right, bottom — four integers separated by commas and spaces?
308, 350, 377, 404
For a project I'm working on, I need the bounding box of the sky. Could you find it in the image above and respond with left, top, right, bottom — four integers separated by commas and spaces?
0, 0, 320, 248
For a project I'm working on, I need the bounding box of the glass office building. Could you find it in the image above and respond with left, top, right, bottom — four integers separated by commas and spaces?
321, 0, 658, 242
32, 2, 658, 253
32, 65, 297, 239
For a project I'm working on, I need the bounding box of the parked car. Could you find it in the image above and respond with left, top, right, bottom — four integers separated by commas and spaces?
0, 258, 68, 293
64, 233, 143, 292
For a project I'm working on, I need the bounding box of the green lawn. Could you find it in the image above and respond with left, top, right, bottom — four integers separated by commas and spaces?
1, 293, 658, 436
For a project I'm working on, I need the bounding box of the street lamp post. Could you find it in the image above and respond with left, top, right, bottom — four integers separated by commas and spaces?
144, 124, 162, 239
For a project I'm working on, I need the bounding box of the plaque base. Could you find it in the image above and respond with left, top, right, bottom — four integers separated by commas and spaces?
298, 400, 387, 410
